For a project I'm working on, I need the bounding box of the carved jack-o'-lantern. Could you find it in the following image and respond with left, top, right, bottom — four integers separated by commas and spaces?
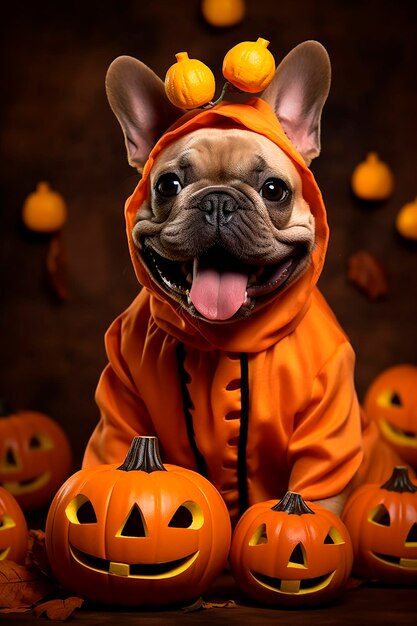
342, 466, 417, 584
45, 436, 231, 606
0, 403, 72, 512
364, 364, 417, 468
230, 492, 353, 606
0, 486, 28, 564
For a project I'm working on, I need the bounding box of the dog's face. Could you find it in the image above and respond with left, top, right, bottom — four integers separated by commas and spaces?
133, 128, 314, 321
106, 41, 331, 322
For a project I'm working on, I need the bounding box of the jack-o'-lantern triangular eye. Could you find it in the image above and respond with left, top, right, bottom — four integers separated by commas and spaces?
249, 523, 268, 546
168, 501, 204, 530
406, 522, 417, 545
288, 542, 308, 568
118, 503, 148, 537
65, 495, 97, 524
324, 526, 345, 545
4, 448, 18, 467
29, 433, 53, 450
390, 392, 402, 406
377, 389, 403, 408
369, 503, 391, 526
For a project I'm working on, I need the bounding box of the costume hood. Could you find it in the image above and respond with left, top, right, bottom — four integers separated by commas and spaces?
124, 98, 329, 353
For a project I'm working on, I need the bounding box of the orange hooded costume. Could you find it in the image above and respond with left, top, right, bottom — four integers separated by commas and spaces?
83, 99, 400, 523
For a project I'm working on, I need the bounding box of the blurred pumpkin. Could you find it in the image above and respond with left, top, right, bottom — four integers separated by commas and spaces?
230, 492, 353, 606
351, 152, 394, 201
342, 466, 417, 584
201, 0, 245, 28
22, 182, 67, 233
0, 402, 72, 512
165, 52, 216, 109
364, 364, 417, 468
45, 436, 231, 606
396, 197, 417, 241
222, 37, 276, 93
0, 486, 28, 564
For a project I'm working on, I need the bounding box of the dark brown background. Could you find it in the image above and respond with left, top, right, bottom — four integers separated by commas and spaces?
1, 0, 417, 622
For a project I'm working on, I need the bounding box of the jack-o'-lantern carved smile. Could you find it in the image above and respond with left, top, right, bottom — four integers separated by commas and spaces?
379, 418, 417, 448
2, 472, 52, 496
251, 570, 335, 594
69, 544, 199, 579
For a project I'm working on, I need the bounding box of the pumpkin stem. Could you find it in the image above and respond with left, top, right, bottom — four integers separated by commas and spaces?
175, 51, 189, 63
271, 491, 315, 515
117, 436, 167, 473
202, 81, 242, 109
0, 399, 13, 417
381, 466, 417, 493
256, 37, 270, 48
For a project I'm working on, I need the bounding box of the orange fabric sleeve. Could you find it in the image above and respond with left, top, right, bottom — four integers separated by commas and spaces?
82, 312, 155, 467
287, 342, 364, 500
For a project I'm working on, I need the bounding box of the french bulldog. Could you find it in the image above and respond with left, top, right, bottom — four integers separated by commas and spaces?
84, 41, 401, 521
107, 42, 327, 324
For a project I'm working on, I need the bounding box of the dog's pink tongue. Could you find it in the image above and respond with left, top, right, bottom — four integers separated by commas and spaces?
190, 264, 248, 321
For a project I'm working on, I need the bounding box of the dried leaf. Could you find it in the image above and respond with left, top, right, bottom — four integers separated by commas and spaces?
0, 561, 53, 609
46, 232, 70, 301
347, 250, 388, 299
182, 596, 205, 612
33, 597, 84, 621
26, 529, 52, 578
202, 599, 238, 609
183, 597, 238, 612
346, 576, 367, 590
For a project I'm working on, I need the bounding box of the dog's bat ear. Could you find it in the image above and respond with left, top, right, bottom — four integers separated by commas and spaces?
261, 41, 331, 165
106, 56, 183, 170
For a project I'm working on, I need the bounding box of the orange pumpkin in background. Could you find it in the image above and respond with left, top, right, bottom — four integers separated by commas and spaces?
230, 492, 353, 607
351, 152, 394, 201
0, 402, 72, 512
0, 486, 28, 564
22, 181, 67, 233
201, 0, 246, 28
342, 466, 417, 584
364, 365, 417, 468
45, 436, 231, 607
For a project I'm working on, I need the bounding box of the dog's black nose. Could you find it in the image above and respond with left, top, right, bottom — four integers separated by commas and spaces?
199, 192, 238, 226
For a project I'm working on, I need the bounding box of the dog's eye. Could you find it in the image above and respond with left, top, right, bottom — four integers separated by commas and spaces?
260, 178, 289, 203
156, 173, 182, 197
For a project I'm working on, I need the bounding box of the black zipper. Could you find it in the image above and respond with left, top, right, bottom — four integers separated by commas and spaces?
176, 342, 250, 514
176, 342, 208, 477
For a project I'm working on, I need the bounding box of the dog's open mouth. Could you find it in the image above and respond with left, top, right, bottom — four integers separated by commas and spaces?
141, 241, 306, 321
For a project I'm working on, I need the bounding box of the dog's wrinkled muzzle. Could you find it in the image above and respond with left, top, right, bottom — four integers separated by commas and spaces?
198, 190, 239, 226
